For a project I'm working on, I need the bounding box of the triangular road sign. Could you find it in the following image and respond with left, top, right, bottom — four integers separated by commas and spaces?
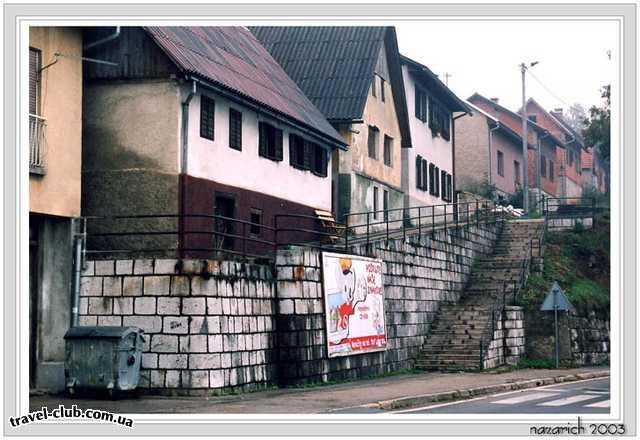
540, 281, 575, 312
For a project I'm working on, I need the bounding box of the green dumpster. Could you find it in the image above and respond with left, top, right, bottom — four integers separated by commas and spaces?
64, 326, 145, 396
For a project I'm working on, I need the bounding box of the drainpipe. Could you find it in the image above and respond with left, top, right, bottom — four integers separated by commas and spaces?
536, 132, 550, 203
84, 27, 121, 51
452, 111, 469, 217
488, 121, 501, 187
179, 80, 197, 259
70, 218, 86, 328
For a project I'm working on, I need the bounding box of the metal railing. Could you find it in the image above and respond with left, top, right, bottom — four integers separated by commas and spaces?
29, 114, 46, 173
542, 197, 599, 218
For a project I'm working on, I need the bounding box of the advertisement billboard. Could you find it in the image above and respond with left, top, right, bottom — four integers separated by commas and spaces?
321, 252, 387, 358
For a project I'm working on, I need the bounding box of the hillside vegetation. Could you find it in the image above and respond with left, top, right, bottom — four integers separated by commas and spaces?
519, 215, 610, 316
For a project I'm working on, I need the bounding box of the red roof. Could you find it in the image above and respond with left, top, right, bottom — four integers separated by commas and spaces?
582, 149, 593, 169
144, 27, 346, 148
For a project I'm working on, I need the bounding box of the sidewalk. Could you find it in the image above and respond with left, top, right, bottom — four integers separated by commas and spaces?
29, 367, 609, 414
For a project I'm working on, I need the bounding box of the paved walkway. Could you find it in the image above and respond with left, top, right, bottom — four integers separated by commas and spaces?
30, 367, 608, 414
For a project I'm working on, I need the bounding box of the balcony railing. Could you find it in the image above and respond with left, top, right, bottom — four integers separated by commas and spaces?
29, 114, 46, 174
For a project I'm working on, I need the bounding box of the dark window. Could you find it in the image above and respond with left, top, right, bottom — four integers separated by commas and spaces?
415, 155, 423, 190
497, 150, 504, 177
415, 88, 427, 122
289, 134, 306, 169
434, 166, 440, 197
29, 48, 41, 115
380, 77, 386, 102
371, 75, 377, 97
200, 95, 215, 141
214, 195, 235, 250
428, 97, 451, 140
567, 150, 574, 166
249, 208, 262, 236
373, 187, 379, 219
440, 112, 450, 141
258, 122, 283, 161
549, 160, 555, 181
368, 126, 379, 159
514, 160, 521, 185
446, 174, 452, 202
528, 114, 537, 123
422, 159, 428, 191
441, 170, 447, 201
383, 190, 389, 221
540, 155, 547, 177
229, 108, 242, 150
312, 144, 328, 177
429, 163, 436, 195
383, 135, 393, 167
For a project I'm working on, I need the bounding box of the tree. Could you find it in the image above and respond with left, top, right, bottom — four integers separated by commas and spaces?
583, 85, 610, 163
564, 103, 588, 134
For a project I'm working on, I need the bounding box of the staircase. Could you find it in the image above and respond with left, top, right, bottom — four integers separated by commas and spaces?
415, 219, 545, 371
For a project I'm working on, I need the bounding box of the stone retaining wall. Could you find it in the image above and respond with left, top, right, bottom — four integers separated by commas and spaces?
483, 306, 525, 369
78, 258, 277, 395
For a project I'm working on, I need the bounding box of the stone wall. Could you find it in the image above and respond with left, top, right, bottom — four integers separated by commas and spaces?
483, 306, 525, 369
525, 309, 609, 366
78, 258, 277, 395
547, 217, 593, 231
275, 221, 501, 385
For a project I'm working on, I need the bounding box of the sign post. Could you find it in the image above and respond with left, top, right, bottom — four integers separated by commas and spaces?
540, 282, 575, 368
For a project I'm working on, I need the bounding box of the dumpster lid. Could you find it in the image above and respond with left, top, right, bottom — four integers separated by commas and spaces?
64, 326, 144, 340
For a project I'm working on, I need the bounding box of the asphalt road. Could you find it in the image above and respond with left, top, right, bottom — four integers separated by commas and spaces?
392, 378, 610, 414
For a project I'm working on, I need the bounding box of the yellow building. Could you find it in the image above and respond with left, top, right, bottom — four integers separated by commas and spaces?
29, 27, 83, 392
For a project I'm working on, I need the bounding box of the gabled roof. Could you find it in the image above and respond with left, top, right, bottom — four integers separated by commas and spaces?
400, 55, 470, 113
144, 26, 346, 149
464, 100, 523, 146
469, 93, 564, 148
523, 98, 585, 150
250, 26, 412, 147
549, 110, 586, 148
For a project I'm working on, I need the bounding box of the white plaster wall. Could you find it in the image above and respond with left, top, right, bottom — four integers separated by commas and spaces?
186, 88, 333, 211
401, 65, 454, 208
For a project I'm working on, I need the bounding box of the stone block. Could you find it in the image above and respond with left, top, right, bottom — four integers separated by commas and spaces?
279, 299, 294, 314
163, 316, 189, 334
79, 297, 88, 315
207, 316, 221, 334
98, 316, 122, 326
123, 277, 143, 296
157, 297, 180, 315
151, 335, 178, 353
115, 260, 134, 275
158, 354, 187, 369
180, 335, 208, 353
80, 277, 102, 297
171, 276, 190, 296
81, 261, 95, 276
123, 316, 162, 333
88, 297, 112, 315
144, 276, 171, 296
182, 370, 209, 388
113, 297, 133, 315
191, 277, 216, 296
79, 315, 97, 326
183, 298, 206, 315
166, 370, 180, 388
209, 370, 224, 388
142, 353, 158, 369
154, 259, 179, 274
133, 259, 154, 275
189, 354, 221, 369
208, 335, 223, 353
134, 297, 156, 315
95, 260, 115, 276
207, 298, 222, 315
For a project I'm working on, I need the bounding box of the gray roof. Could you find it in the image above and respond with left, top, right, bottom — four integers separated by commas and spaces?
249, 26, 387, 122
144, 27, 346, 148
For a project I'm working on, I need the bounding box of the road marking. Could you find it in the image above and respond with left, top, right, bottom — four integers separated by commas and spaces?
492, 392, 558, 405
538, 394, 599, 407
392, 396, 490, 414
585, 399, 610, 408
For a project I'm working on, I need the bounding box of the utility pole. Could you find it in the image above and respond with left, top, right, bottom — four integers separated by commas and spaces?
443, 72, 452, 87
520, 63, 529, 213
519, 61, 539, 214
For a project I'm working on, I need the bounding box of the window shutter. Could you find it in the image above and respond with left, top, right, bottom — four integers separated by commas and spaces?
289, 134, 296, 165
428, 97, 435, 130
415, 88, 420, 120
422, 160, 428, 191
447, 174, 452, 201
415, 156, 422, 189
29, 49, 41, 115
441, 170, 447, 201
320, 148, 328, 177
275, 128, 283, 161
434, 166, 440, 196
303, 140, 312, 170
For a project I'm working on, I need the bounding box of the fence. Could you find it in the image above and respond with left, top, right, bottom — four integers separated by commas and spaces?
29, 114, 46, 173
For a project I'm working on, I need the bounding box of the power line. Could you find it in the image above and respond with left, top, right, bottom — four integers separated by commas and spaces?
526, 68, 573, 108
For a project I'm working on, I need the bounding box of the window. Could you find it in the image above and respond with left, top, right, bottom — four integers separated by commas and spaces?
371, 75, 377, 97
367, 126, 379, 159
383, 135, 393, 167
258, 122, 283, 161
312, 144, 328, 177
497, 151, 504, 177
428, 163, 436, 195
289, 134, 306, 169
200, 95, 215, 141
567, 150, 574, 167
421, 160, 428, 191
415, 156, 423, 190
434, 166, 440, 197
29, 48, 41, 115
446, 174, 452, 202
549, 160, 555, 181
428, 97, 451, 140
415, 88, 427, 122
528, 114, 537, 123
373, 187, 379, 219
440, 170, 447, 201
383, 190, 389, 221
380, 77, 386, 102
249, 209, 262, 236
229, 108, 242, 150
540, 155, 547, 177
514, 160, 521, 185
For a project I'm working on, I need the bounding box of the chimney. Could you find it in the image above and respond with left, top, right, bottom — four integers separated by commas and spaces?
490, 97, 499, 104
553, 108, 563, 114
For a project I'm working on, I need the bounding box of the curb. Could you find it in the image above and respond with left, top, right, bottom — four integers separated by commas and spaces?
376, 370, 610, 411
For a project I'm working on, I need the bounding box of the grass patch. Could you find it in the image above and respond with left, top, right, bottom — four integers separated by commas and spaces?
287, 367, 424, 390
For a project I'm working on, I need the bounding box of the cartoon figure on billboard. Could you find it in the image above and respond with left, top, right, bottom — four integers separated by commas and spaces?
327, 258, 370, 345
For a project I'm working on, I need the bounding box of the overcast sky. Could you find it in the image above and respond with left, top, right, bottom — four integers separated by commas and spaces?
395, 19, 618, 114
